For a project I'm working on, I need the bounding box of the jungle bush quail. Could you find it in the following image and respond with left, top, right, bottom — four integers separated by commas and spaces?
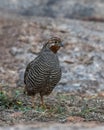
24, 37, 63, 107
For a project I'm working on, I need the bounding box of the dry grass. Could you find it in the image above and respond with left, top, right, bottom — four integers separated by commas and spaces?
0, 84, 104, 126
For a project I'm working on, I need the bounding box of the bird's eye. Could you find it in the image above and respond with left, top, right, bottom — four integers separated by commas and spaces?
55, 41, 58, 44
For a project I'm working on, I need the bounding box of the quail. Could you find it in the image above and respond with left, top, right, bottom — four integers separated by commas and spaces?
24, 37, 63, 108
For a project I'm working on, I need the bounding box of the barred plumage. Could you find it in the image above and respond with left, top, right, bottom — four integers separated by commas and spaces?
24, 37, 63, 107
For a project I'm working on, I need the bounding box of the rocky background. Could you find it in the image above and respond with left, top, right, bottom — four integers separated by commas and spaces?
1, 0, 104, 20
0, 0, 104, 130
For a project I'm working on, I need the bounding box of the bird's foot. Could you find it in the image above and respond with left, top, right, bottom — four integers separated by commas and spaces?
31, 96, 35, 109
40, 103, 47, 109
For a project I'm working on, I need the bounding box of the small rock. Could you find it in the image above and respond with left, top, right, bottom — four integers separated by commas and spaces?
0, 67, 5, 73
98, 91, 104, 97
18, 35, 27, 42
9, 47, 23, 56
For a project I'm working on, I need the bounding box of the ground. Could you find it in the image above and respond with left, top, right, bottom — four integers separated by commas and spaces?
0, 13, 104, 129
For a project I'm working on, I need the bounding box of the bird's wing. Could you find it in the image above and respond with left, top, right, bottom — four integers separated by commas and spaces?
24, 55, 44, 84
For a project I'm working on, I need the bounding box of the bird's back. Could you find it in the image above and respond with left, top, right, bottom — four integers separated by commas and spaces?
24, 48, 61, 96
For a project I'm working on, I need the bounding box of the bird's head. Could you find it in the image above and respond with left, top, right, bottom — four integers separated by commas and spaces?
43, 37, 63, 53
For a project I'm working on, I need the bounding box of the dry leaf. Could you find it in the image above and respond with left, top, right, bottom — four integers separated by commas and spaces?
10, 112, 22, 118
67, 116, 85, 122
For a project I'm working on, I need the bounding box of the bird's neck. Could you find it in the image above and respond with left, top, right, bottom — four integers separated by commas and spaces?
49, 45, 60, 53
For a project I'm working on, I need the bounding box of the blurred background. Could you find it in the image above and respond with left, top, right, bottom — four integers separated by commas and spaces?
0, 0, 104, 129
0, 0, 104, 94
0, 0, 104, 20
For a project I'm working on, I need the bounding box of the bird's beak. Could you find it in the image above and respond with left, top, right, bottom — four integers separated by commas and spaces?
60, 42, 64, 47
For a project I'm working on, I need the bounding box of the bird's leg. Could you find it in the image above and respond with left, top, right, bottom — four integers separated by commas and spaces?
40, 94, 46, 109
31, 96, 35, 109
